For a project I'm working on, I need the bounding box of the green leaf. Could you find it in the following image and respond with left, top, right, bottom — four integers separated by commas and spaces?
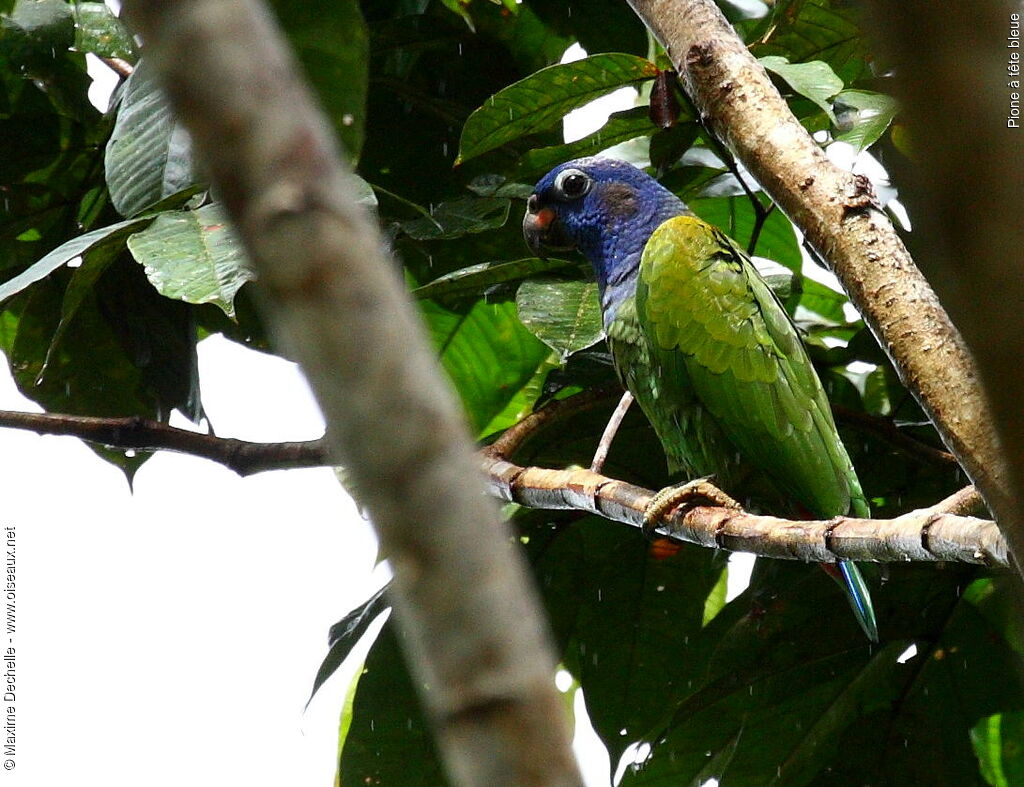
834, 89, 899, 152
421, 298, 550, 436
528, 0, 648, 57
750, 0, 871, 84
105, 59, 198, 218
525, 514, 727, 765
515, 107, 658, 178
338, 622, 447, 786
649, 122, 702, 176
620, 565, 1024, 785
973, 711, 1024, 786
397, 197, 510, 240
126, 204, 254, 318
439, 0, 475, 30
456, 53, 658, 164
0, 216, 154, 305
515, 277, 603, 360
271, 0, 369, 160
798, 276, 850, 323
412, 257, 574, 302
759, 55, 844, 123
307, 587, 390, 709
0, 0, 73, 71
688, 196, 802, 271
72, 3, 138, 61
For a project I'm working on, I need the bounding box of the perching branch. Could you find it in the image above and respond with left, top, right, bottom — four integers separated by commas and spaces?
0, 395, 1004, 565
480, 394, 1007, 569
119, 2, 582, 786
625, 0, 1018, 572
0, 409, 325, 475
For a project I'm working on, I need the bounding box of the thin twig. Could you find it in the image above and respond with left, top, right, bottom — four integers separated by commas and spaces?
99, 57, 135, 78
590, 391, 634, 473
831, 404, 957, 467
485, 384, 619, 459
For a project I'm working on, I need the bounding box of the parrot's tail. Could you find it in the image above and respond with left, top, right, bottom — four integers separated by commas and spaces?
837, 560, 879, 643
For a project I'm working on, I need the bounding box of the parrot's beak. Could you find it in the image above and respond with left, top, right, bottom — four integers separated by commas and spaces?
523, 193, 574, 258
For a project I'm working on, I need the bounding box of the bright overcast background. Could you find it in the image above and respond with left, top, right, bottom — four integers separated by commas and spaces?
2, 18, 901, 786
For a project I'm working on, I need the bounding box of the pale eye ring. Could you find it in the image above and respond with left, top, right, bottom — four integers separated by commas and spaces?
553, 168, 591, 200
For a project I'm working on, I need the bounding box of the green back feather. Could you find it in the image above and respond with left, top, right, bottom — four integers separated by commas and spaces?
627, 215, 867, 519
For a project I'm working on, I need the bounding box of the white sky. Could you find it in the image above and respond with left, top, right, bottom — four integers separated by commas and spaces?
1, 336, 380, 785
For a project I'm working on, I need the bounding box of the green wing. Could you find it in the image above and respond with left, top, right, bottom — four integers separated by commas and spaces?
635, 215, 867, 519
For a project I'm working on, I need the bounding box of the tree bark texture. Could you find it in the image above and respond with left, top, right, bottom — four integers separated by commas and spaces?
626, 0, 1021, 573
120, 2, 583, 785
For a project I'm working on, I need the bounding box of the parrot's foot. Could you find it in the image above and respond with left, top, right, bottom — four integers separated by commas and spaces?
641, 478, 741, 539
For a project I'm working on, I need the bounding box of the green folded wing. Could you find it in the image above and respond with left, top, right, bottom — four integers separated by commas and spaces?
635, 215, 867, 519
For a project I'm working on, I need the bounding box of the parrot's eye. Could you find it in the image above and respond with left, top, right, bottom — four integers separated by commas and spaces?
553, 168, 591, 200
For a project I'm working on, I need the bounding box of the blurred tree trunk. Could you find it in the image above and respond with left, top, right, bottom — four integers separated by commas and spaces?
121, 1, 583, 784
862, 0, 1024, 572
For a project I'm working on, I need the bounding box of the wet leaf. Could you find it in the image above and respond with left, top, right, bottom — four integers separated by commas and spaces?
760, 55, 844, 123
833, 89, 899, 152
72, 2, 138, 61
0, 216, 154, 305
126, 203, 254, 318
397, 197, 510, 240
105, 59, 198, 217
457, 53, 658, 164
308, 587, 390, 708
412, 257, 574, 302
516, 277, 603, 360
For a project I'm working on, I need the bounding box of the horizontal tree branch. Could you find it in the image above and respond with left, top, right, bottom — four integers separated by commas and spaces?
482, 455, 1005, 568
2, 395, 1002, 567
0, 409, 326, 475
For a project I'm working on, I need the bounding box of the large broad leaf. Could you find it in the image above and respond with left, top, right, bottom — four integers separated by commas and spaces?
798, 277, 850, 323
759, 55, 844, 123
72, 3, 138, 61
619, 564, 1024, 785
412, 257, 574, 302
397, 196, 511, 241
972, 711, 1024, 786
271, 0, 368, 160
420, 297, 551, 437
516, 277, 603, 360
516, 107, 658, 179
126, 203, 254, 318
833, 89, 899, 152
688, 195, 803, 271
524, 513, 727, 765
307, 587, 390, 708
750, 0, 871, 84
456, 53, 658, 164
0, 216, 154, 305
527, 0, 648, 56
338, 622, 447, 786
105, 59, 197, 218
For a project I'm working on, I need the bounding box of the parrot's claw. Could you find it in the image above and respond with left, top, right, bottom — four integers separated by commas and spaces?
641, 477, 741, 540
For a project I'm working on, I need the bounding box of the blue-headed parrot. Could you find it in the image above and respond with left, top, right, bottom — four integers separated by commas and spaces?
523, 156, 878, 642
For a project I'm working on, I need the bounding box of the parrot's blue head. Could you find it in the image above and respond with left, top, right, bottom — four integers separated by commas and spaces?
523, 157, 690, 320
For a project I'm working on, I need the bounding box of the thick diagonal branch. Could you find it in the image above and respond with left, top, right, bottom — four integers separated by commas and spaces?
119, 2, 582, 785
626, 0, 1018, 573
